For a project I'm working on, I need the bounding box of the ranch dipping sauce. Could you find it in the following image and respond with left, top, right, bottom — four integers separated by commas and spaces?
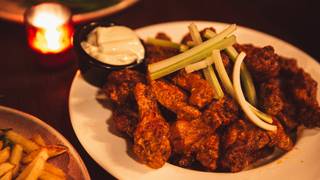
81, 26, 145, 66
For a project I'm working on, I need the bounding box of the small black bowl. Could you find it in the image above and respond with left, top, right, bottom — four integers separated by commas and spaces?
73, 21, 145, 87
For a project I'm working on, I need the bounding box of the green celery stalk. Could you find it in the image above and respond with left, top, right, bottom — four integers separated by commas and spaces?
212, 49, 235, 97
149, 35, 236, 80
233, 52, 277, 131
203, 65, 224, 99
148, 24, 236, 73
225, 46, 257, 106
185, 57, 213, 73
189, 23, 224, 99
147, 38, 181, 49
188, 23, 203, 45
204, 29, 257, 106
213, 49, 273, 123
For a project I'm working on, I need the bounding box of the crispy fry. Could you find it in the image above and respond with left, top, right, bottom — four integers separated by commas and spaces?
44, 163, 66, 178
22, 145, 67, 164
0, 170, 12, 180
16, 148, 49, 180
22, 150, 40, 164
0, 141, 3, 150
0, 163, 14, 177
9, 144, 23, 176
0, 147, 10, 164
39, 171, 66, 180
5, 131, 39, 153
31, 134, 46, 147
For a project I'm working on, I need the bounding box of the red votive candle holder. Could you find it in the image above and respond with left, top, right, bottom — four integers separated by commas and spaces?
24, 2, 74, 68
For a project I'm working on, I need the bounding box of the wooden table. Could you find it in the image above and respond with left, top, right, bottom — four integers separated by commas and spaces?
0, 0, 319, 179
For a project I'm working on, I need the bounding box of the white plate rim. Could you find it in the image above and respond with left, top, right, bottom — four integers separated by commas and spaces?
0, 105, 91, 180
68, 21, 320, 180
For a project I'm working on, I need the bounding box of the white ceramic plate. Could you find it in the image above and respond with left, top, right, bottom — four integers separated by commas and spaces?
0, 105, 91, 180
69, 21, 320, 180
0, 0, 138, 24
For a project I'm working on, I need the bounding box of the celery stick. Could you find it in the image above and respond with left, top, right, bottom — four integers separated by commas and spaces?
212, 49, 235, 97
204, 29, 257, 105
212, 50, 273, 123
149, 35, 236, 80
203, 65, 224, 99
233, 52, 277, 131
185, 57, 213, 73
225, 46, 238, 59
213, 49, 272, 123
188, 23, 203, 45
247, 103, 273, 124
189, 23, 224, 99
225, 46, 257, 106
147, 38, 181, 49
148, 24, 237, 73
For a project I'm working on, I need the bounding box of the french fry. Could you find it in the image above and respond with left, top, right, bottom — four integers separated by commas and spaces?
0, 163, 14, 177
31, 134, 46, 147
0, 147, 10, 164
0, 141, 3, 150
22, 145, 67, 164
44, 163, 66, 178
9, 144, 23, 176
16, 148, 49, 180
39, 171, 66, 180
22, 150, 40, 164
5, 131, 39, 153
0, 170, 12, 180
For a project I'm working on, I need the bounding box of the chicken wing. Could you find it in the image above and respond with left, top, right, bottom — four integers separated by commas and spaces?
221, 117, 293, 172
170, 118, 219, 171
259, 78, 284, 116
151, 80, 201, 120
133, 83, 171, 168
102, 69, 145, 106
220, 119, 271, 172
171, 70, 215, 108
202, 96, 240, 131
112, 105, 139, 138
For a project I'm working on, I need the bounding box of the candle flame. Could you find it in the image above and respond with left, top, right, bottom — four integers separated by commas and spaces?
32, 26, 71, 54
27, 4, 73, 54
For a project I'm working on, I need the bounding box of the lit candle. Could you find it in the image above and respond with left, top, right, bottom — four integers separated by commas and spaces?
24, 3, 74, 67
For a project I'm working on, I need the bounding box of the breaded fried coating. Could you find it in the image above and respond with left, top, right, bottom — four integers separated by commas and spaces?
234, 44, 280, 82
172, 70, 215, 108
221, 118, 293, 172
102, 69, 145, 105
202, 96, 240, 131
112, 106, 138, 137
151, 80, 201, 120
133, 83, 171, 168
259, 78, 284, 116
170, 118, 219, 171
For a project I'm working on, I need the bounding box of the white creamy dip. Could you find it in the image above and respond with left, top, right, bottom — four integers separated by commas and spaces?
81, 26, 145, 66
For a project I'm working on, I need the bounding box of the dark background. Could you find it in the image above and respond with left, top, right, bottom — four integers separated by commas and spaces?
0, 0, 319, 179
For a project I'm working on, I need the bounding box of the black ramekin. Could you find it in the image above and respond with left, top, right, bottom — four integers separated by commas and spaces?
73, 21, 145, 87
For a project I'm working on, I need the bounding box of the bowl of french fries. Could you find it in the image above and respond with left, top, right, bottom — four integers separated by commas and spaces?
0, 106, 90, 180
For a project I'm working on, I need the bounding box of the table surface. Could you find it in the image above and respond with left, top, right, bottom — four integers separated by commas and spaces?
0, 0, 319, 179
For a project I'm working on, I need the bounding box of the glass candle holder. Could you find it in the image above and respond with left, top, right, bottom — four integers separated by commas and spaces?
24, 2, 74, 67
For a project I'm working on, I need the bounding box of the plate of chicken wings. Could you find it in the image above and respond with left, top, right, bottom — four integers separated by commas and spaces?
68, 21, 320, 179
